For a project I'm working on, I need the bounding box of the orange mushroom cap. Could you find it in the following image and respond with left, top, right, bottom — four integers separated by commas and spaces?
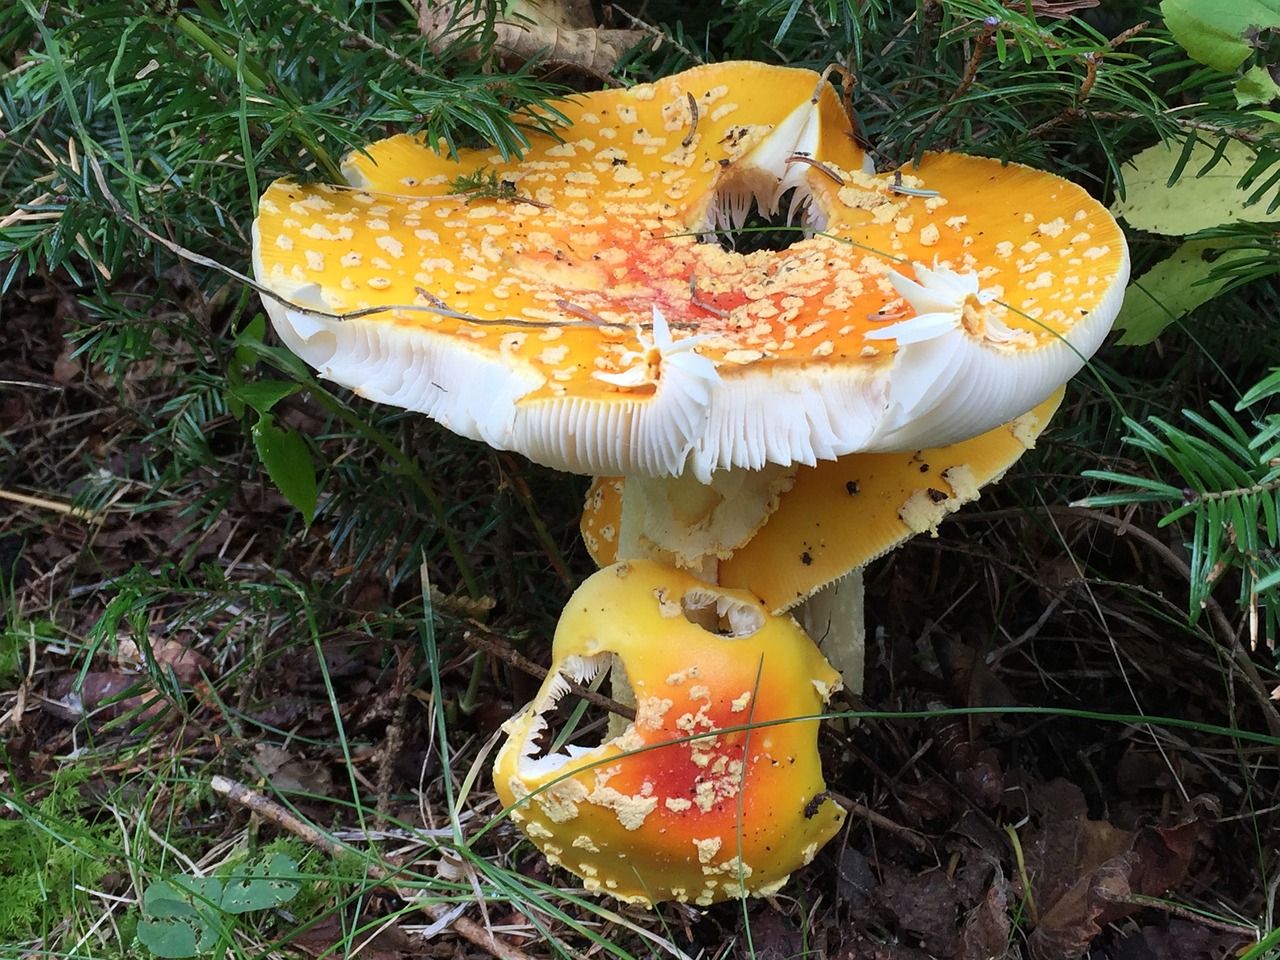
252, 61, 1127, 482
492, 560, 844, 905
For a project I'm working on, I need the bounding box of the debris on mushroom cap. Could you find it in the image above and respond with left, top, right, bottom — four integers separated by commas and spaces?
492, 560, 844, 906
252, 61, 1127, 482
582, 390, 1063, 611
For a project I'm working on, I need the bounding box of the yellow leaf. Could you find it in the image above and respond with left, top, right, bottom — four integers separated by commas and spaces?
1112, 137, 1280, 235
1115, 241, 1251, 344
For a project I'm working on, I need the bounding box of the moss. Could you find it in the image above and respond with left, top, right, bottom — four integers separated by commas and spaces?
0, 770, 113, 943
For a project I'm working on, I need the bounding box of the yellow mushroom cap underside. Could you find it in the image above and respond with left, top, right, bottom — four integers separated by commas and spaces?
492, 560, 844, 906
583, 390, 1063, 612
252, 61, 1128, 481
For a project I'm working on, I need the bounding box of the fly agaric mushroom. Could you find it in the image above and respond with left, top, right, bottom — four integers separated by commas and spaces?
252, 61, 1126, 497
492, 559, 844, 906
250, 59, 1127, 896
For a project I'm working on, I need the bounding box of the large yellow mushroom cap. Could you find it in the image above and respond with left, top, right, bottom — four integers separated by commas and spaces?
251, 61, 1127, 481
492, 560, 844, 905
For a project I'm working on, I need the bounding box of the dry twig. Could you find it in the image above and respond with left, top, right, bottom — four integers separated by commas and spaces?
830, 791, 930, 853
209, 775, 535, 960
0, 488, 103, 522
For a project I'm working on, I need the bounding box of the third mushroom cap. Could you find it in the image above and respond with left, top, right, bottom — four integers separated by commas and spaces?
493, 560, 844, 906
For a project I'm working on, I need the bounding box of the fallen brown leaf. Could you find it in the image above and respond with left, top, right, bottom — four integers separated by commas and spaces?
1029, 858, 1129, 960
746, 907, 804, 960
837, 847, 879, 911
873, 864, 960, 958
957, 870, 1013, 960
251, 743, 335, 796
50, 339, 82, 384
44, 670, 167, 727
1112, 919, 1251, 960
898, 778, 957, 823
117, 634, 213, 685
1114, 745, 1176, 797
1024, 780, 1209, 960
417, 0, 651, 80
286, 914, 415, 959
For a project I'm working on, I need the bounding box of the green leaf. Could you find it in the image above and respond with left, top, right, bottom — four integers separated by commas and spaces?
228, 379, 301, 417
1255, 565, 1280, 592
220, 854, 299, 914
1238, 367, 1280, 407
1111, 136, 1280, 234
1161, 0, 1280, 72
1115, 241, 1251, 344
1236, 65, 1280, 106
136, 878, 222, 958
231, 324, 315, 380
231, 314, 268, 371
252, 418, 318, 522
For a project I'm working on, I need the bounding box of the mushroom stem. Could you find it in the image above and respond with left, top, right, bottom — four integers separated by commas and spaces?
609, 464, 867, 703
614, 465, 796, 576
796, 571, 866, 694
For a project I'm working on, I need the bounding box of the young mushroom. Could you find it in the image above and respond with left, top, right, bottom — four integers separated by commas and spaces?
492, 560, 844, 906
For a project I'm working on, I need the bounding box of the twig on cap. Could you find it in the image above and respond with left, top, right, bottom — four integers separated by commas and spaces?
689, 276, 729, 319
556, 298, 610, 325
460, 624, 637, 722
888, 170, 940, 198
867, 308, 907, 322
785, 154, 845, 185
681, 91, 699, 148
814, 62, 854, 106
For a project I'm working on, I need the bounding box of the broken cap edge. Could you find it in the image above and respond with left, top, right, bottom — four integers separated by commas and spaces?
720, 388, 1066, 612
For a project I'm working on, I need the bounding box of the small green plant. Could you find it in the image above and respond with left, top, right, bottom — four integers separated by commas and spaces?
225, 316, 318, 523
1080, 371, 1280, 644
136, 853, 300, 959
0, 617, 31, 686
0, 552, 33, 686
